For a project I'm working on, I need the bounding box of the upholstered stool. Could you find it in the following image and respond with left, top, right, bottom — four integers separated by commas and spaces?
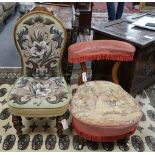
68, 40, 136, 84
71, 81, 142, 142
68, 40, 142, 146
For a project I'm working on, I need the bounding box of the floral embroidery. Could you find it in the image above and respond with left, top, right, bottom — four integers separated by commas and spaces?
8, 14, 70, 109
9, 77, 69, 107
30, 41, 49, 57
30, 81, 51, 96
71, 81, 142, 126
16, 15, 65, 77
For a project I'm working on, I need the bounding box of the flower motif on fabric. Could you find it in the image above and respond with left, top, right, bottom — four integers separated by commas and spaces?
9, 77, 69, 107
30, 41, 49, 57
31, 81, 51, 96
16, 15, 64, 77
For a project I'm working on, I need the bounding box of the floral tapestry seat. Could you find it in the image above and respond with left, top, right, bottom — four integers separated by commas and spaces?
68, 39, 142, 144
71, 81, 142, 142
8, 76, 71, 117
7, 6, 71, 136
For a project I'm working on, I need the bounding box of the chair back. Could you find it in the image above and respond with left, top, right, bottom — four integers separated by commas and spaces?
14, 6, 67, 77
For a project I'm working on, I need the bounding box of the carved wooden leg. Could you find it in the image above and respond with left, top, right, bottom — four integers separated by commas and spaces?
73, 135, 85, 150
56, 110, 70, 137
12, 115, 23, 136
63, 109, 70, 120
78, 62, 87, 85
123, 136, 130, 146
117, 137, 130, 151
112, 61, 122, 84
56, 115, 63, 137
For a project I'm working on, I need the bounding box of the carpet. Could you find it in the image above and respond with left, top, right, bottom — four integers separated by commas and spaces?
0, 77, 155, 152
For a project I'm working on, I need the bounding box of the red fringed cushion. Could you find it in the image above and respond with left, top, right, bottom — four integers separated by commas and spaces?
72, 117, 137, 142
68, 40, 136, 63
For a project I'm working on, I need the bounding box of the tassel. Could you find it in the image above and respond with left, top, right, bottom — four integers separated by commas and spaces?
68, 52, 134, 64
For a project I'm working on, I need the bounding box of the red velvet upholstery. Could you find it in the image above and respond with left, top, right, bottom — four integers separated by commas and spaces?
68, 40, 136, 63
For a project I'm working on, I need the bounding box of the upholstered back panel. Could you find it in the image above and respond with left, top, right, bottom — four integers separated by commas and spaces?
14, 11, 67, 77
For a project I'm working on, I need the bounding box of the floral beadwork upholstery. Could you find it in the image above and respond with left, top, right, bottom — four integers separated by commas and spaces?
14, 12, 66, 77
8, 76, 70, 109
71, 81, 142, 142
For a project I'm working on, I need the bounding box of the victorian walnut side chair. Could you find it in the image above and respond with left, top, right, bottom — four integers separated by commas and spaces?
7, 6, 71, 136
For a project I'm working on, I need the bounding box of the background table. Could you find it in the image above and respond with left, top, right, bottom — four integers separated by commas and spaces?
92, 13, 155, 96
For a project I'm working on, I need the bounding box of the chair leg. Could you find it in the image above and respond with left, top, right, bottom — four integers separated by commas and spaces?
56, 115, 63, 137
73, 135, 85, 150
112, 61, 122, 84
122, 136, 130, 146
12, 115, 23, 136
56, 110, 69, 137
117, 137, 130, 151
78, 62, 87, 85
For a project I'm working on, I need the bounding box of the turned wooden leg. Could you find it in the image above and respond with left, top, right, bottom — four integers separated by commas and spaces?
56, 115, 63, 137
78, 75, 84, 85
119, 136, 130, 145
112, 61, 122, 84
78, 62, 87, 85
56, 110, 70, 137
123, 136, 130, 145
12, 115, 23, 136
117, 137, 130, 151
73, 135, 85, 150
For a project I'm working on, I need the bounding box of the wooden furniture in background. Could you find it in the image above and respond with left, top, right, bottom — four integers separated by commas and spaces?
74, 2, 93, 33
92, 13, 155, 96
